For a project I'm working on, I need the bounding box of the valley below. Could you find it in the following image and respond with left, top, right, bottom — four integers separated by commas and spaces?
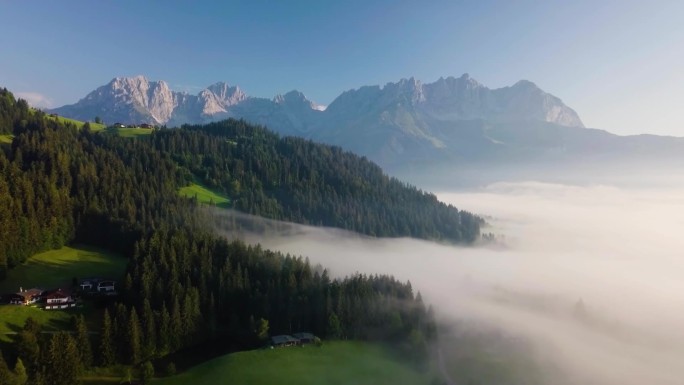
223, 173, 684, 385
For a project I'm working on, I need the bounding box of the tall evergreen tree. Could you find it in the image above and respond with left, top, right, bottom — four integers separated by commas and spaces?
73, 314, 93, 368
98, 309, 115, 367
157, 303, 171, 356
0, 350, 16, 385
141, 299, 157, 360
45, 332, 80, 385
127, 307, 142, 365
14, 358, 28, 385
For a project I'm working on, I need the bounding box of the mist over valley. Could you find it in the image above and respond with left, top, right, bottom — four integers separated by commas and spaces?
216, 171, 684, 385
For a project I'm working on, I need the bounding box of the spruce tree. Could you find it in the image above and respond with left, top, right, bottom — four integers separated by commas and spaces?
16, 330, 40, 374
74, 314, 93, 368
46, 332, 80, 385
141, 299, 157, 360
127, 307, 142, 365
0, 350, 16, 385
14, 358, 28, 385
157, 303, 171, 355
99, 308, 115, 367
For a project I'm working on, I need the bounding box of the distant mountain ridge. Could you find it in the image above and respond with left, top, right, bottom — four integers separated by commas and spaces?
52, 74, 582, 128
52, 74, 684, 171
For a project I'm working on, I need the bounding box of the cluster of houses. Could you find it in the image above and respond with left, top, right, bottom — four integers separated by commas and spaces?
10, 287, 77, 310
78, 278, 116, 294
44, 113, 156, 130
110, 122, 155, 129
4, 278, 117, 310
270, 332, 317, 348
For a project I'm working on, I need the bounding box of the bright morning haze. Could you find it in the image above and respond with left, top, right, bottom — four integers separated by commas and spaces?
1, 2, 683, 385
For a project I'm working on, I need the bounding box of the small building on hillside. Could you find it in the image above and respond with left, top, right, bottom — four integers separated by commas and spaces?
97, 280, 116, 292
43, 289, 76, 310
292, 332, 316, 344
270, 335, 300, 348
79, 279, 95, 291
9, 288, 44, 305
139, 123, 153, 129
111, 123, 126, 128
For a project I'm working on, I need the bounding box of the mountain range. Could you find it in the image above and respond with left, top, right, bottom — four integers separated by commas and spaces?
50, 74, 684, 171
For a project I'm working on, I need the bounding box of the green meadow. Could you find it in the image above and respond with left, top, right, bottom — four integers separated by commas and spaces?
112, 127, 155, 137
45, 114, 106, 131
0, 305, 92, 342
179, 183, 231, 208
0, 244, 127, 294
155, 341, 433, 385
0, 245, 127, 340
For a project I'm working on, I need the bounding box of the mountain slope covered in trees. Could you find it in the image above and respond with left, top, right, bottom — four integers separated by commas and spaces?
169, 119, 482, 242
0, 88, 463, 384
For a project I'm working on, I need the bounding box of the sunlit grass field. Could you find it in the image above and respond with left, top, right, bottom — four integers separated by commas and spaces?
155, 341, 433, 385
112, 127, 155, 137
0, 245, 127, 294
45, 114, 106, 131
179, 183, 231, 208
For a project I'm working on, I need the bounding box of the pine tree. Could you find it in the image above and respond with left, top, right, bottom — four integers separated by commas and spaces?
170, 297, 182, 351
157, 303, 171, 355
141, 299, 157, 360
327, 312, 342, 339
14, 358, 28, 385
99, 308, 115, 367
46, 332, 80, 385
16, 330, 40, 374
127, 307, 142, 365
113, 303, 128, 362
0, 350, 16, 385
74, 314, 93, 368
140, 361, 154, 385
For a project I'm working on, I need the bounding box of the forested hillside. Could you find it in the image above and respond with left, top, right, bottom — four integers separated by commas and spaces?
171, 120, 482, 242
0, 88, 447, 384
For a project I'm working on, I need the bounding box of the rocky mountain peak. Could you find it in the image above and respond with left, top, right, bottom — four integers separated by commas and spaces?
273, 90, 311, 106
206, 82, 246, 106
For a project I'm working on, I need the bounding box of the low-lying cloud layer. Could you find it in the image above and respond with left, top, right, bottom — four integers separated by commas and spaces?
219, 180, 684, 384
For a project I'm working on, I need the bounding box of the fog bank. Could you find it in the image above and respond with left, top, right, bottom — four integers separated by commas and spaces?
218, 180, 684, 384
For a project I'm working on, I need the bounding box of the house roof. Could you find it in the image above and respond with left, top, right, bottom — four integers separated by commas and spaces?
271, 335, 299, 344
44, 289, 70, 299
15, 288, 43, 298
292, 332, 315, 340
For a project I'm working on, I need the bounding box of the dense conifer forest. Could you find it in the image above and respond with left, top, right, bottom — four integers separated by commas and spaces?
0, 88, 475, 384
174, 120, 482, 242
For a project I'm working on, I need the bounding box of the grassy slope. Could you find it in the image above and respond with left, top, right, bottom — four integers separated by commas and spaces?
113, 127, 154, 137
0, 244, 127, 293
178, 183, 230, 208
155, 341, 432, 385
0, 305, 94, 342
0, 245, 127, 341
45, 114, 106, 131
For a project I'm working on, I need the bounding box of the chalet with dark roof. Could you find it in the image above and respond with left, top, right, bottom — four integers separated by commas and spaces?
9, 288, 44, 305
270, 335, 300, 347
292, 332, 316, 344
43, 288, 76, 310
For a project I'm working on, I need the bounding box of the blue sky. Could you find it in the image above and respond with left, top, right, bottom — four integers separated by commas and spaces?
1, 0, 683, 135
